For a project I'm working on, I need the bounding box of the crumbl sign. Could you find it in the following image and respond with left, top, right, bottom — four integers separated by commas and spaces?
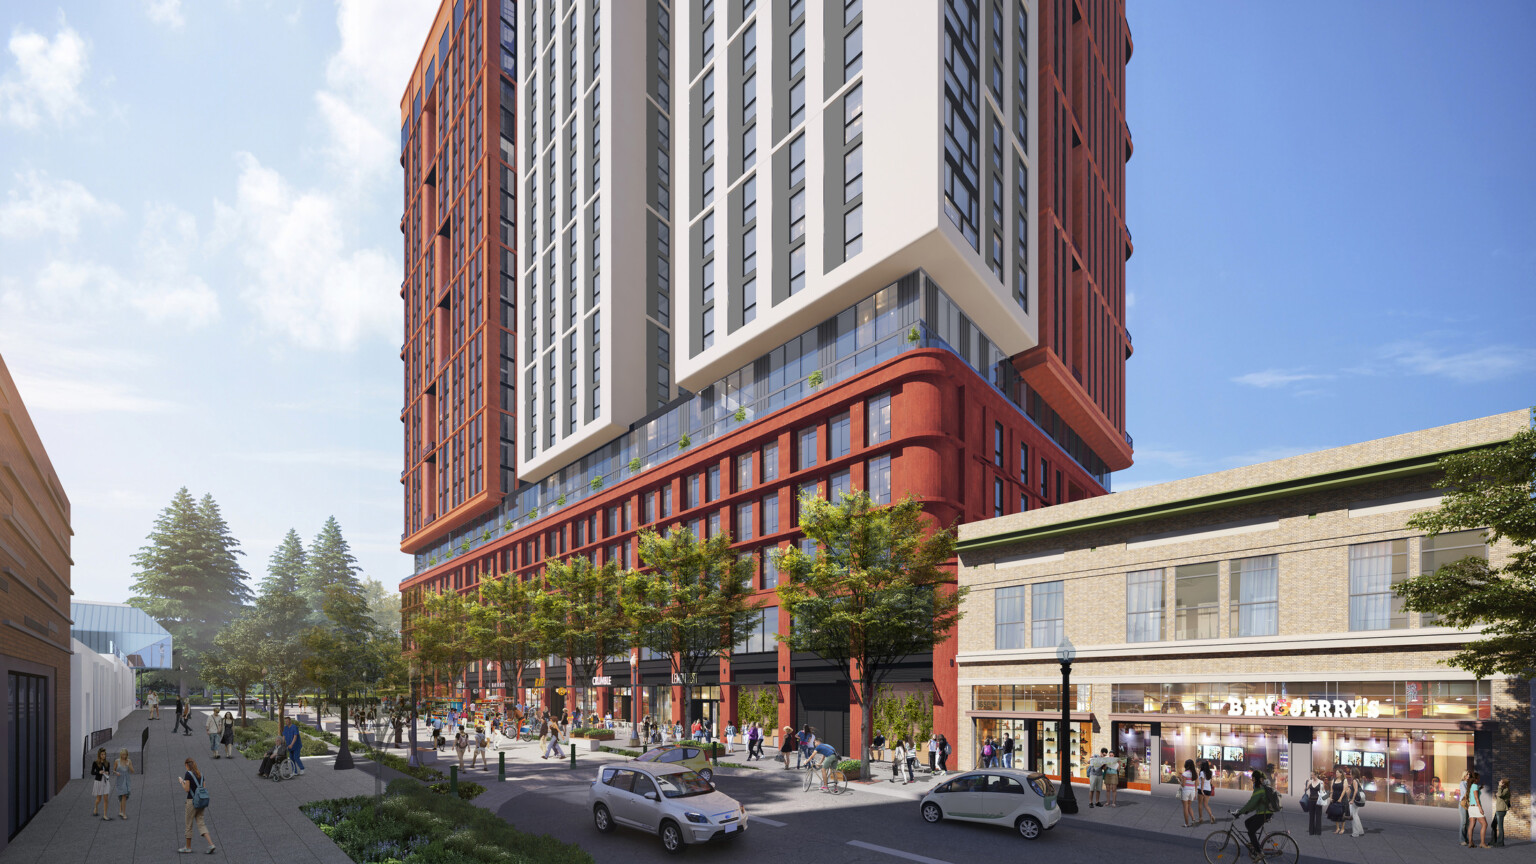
1223, 695, 1381, 719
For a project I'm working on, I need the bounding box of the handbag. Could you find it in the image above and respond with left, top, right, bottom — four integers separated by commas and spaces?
190, 773, 210, 809
1325, 800, 1344, 821
1300, 794, 1314, 814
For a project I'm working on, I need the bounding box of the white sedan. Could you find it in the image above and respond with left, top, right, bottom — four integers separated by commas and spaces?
589, 761, 748, 854
918, 769, 1062, 839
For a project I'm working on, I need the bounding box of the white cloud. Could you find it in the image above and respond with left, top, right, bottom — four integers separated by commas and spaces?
319, 0, 442, 186
1380, 341, 1536, 383
0, 201, 218, 328
1231, 369, 1334, 388
0, 14, 90, 129
0, 171, 120, 240
0, 325, 180, 414
213, 152, 398, 351
145, 0, 184, 30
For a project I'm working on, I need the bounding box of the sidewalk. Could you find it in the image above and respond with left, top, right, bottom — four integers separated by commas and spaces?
1, 709, 389, 864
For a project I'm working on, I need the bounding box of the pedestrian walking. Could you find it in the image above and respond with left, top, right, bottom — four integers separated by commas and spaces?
1001, 734, 1014, 769
904, 738, 920, 783
148, 691, 160, 719
937, 734, 951, 774
1491, 778, 1510, 846
89, 747, 111, 820
796, 725, 812, 769
981, 737, 996, 769
746, 723, 762, 760
1180, 759, 1198, 827
179, 757, 216, 854
927, 735, 937, 773
282, 717, 305, 775
1466, 771, 1489, 848
1196, 759, 1216, 823
542, 719, 565, 760
454, 728, 468, 768
220, 713, 235, 758
113, 747, 134, 819
1302, 770, 1325, 835
181, 701, 194, 736
779, 726, 796, 768
725, 723, 736, 755
204, 710, 222, 759
470, 727, 487, 769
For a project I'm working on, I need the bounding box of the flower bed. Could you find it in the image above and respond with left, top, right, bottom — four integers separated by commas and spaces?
303, 780, 593, 864
232, 719, 330, 759
427, 780, 486, 801
568, 728, 615, 740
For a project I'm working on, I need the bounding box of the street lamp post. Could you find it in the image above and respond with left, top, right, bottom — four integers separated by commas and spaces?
1055, 637, 1079, 814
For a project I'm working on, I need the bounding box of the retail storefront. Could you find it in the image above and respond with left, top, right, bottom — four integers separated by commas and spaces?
968, 685, 1094, 782
1110, 679, 1493, 814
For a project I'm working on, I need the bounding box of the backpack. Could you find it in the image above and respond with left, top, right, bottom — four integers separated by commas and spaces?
943, 743, 952, 756
190, 772, 210, 809
1263, 785, 1280, 812
982, 744, 994, 757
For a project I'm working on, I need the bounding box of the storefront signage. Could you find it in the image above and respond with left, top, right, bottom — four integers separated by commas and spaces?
592, 675, 612, 686
533, 678, 545, 687
1223, 695, 1381, 719
672, 673, 697, 685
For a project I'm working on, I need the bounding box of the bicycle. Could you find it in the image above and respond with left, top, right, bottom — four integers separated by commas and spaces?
1203, 810, 1297, 864
801, 755, 849, 794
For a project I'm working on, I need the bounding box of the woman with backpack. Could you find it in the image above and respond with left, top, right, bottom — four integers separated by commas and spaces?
937, 734, 951, 774
180, 757, 216, 854
980, 737, 995, 769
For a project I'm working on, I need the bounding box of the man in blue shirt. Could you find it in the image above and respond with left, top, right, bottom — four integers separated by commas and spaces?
282, 718, 305, 775
812, 741, 838, 790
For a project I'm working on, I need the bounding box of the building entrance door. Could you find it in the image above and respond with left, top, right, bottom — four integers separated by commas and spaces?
794, 684, 849, 759
8, 672, 49, 840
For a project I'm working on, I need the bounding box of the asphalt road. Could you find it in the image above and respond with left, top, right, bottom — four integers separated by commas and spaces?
493, 764, 1280, 864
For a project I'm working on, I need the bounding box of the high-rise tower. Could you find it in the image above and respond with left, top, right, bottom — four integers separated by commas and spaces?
400, 0, 1132, 756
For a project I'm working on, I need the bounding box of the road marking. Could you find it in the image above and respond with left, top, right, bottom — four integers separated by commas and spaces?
846, 840, 953, 864
752, 816, 787, 827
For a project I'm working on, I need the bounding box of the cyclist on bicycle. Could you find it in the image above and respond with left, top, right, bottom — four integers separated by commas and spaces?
1235, 769, 1279, 859
810, 741, 839, 790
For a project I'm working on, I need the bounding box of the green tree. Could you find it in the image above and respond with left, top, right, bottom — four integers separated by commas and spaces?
532, 557, 628, 709
261, 529, 307, 596
129, 488, 252, 695
361, 577, 402, 636
627, 528, 761, 734
201, 611, 264, 725
1397, 423, 1536, 677
304, 585, 388, 769
474, 573, 541, 707
302, 516, 363, 624
412, 588, 477, 702
776, 491, 964, 770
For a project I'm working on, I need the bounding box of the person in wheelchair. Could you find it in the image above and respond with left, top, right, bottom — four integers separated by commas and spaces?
257, 735, 288, 778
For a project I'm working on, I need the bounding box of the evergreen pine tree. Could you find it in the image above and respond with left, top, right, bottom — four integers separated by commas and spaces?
302, 516, 363, 622
261, 529, 307, 597
129, 488, 252, 691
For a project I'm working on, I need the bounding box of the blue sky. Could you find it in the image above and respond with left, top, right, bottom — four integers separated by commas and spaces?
0, 2, 1532, 603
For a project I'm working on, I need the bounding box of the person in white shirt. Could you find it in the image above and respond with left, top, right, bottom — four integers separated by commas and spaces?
204, 711, 223, 760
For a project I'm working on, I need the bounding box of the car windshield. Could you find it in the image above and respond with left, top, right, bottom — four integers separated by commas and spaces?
636, 749, 661, 762
655, 770, 713, 798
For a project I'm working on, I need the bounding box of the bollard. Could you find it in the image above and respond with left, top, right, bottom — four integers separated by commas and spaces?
498, 751, 505, 783
569, 740, 577, 769
713, 742, 719, 768
450, 764, 458, 797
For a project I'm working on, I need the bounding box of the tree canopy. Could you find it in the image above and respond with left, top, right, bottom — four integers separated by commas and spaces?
776, 491, 963, 769
129, 488, 253, 687
301, 516, 363, 624
1397, 422, 1536, 677
532, 557, 628, 697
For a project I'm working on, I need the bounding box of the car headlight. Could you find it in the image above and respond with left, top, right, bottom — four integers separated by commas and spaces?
684, 811, 709, 824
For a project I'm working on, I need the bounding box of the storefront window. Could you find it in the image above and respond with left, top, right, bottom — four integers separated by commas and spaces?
1036, 720, 1090, 780
1313, 727, 1473, 808
972, 683, 1089, 712
1158, 723, 1290, 794
1112, 680, 1490, 720
1115, 722, 1153, 789
972, 717, 1028, 769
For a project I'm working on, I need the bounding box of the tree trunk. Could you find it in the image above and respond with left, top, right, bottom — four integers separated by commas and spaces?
335, 695, 355, 770
859, 681, 872, 774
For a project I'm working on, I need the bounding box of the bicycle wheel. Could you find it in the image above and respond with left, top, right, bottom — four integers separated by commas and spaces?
803, 768, 817, 793
1260, 832, 1298, 864
830, 771, 849, 795
1203, 829, 1239, 864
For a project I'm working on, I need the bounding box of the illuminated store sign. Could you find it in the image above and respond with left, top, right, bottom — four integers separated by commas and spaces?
1223, 695, 1381, 719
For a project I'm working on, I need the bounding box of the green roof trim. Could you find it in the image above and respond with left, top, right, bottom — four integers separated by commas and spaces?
956, 442, 1496, 554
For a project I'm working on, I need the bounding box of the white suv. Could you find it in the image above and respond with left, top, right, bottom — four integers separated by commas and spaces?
589, 761, 749, 854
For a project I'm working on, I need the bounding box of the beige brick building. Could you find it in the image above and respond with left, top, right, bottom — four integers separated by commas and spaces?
954, 409, 1531, 840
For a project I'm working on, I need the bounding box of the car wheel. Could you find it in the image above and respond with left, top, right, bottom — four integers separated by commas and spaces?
921, 802, 943, 823
698, 768, 713, 782
659, 820, 686, 855
1016, 815, 1043, 839
593, 803, 613, 833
